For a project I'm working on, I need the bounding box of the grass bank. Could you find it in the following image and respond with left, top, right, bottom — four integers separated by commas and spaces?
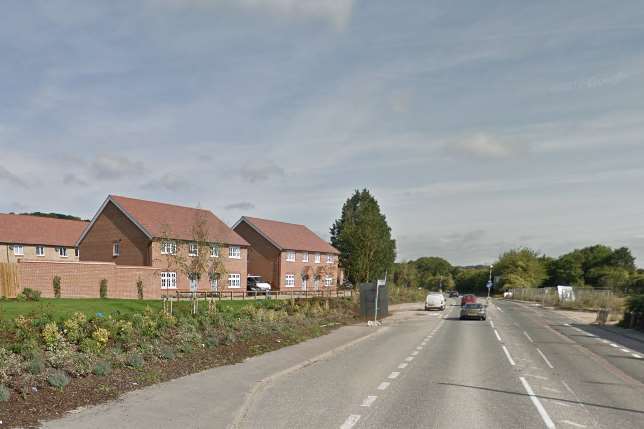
388, 285, 426, 305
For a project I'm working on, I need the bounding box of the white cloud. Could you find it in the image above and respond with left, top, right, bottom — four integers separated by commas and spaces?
91, 154, 145, 180
444, 133, 527, 159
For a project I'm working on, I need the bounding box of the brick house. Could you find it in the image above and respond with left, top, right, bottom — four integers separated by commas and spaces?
0, 214, 87, 263
78, 195, 249, 293
233, 216, 340, 291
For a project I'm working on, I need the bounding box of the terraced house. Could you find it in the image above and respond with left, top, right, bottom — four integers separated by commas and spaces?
78, 195, 249, 292
233, 216, 340, 291
0, 213, 87, 263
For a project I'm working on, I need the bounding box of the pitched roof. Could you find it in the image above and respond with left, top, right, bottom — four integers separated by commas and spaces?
81, 195, 248, 246
0, 214, 88, 247
236, 216, 339, 254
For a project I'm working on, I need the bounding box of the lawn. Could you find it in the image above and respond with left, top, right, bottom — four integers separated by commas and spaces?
0, 298, 257, 321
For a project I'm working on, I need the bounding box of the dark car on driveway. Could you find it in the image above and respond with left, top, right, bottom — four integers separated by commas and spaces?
460, 303, 487, 320
448, 290, 459, 298
460, 294, 477, 306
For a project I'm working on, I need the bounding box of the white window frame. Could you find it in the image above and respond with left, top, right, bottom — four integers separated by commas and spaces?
210, 275, 219, 291
302, 278, 307, 290
314, 278, 320, 289
161, 272, 177, 289
161, 240, 177, 255
13, 245, 24, 256
314, 252, 321, 263
285, 274, 295, 288
286, 251, 296, 262
324, 276, 334, 287
188, 242, 198, 257
35, 245, 45, 257
189, 276, 198, 291
228, 273, 241, 288
113, 241, 120, 257
57, 247, 68, 258
302, 252, 309, 262
228, 246, 241, 259
326, 254, 334, 264
210, 245, 219, 258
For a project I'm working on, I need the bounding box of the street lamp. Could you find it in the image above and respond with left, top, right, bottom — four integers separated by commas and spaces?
487, 265, 493, 299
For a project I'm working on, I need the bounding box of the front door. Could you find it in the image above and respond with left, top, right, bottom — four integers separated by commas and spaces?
190, 277, 198, 292
302, 278, 307, 290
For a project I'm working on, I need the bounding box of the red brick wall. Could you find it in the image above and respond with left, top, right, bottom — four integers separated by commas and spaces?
79, 201, 151, 266
233, 222, 280, 288
17, 260, 160, 299
278, 251, 338, 291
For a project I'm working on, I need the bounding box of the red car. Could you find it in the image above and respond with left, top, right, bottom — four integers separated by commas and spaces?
460, 294, 477, 306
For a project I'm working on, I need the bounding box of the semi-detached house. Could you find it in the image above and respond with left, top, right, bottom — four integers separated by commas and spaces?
233, 216, 340, 291
77, 195, 249, 293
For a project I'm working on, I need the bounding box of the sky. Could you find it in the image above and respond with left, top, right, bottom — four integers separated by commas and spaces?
1, 1, 644, 266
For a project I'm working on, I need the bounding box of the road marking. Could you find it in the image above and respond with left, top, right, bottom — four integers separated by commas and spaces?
620, 348, 630, 353
542, 386, 560, 393
502, 345, 516, 366
563, 323, 570, 326
523, 331, 534, 343
554, 401, 573, 408
526, 374, 549, 381
411, 351, 419, 356
490, 320, 495, 328
537, 348, 554, 369
561, 420, 587, 428
377, 382, 390, 390
496, 306, 503, 312
494, 330, 502, 342
633, 353, 642, 359
388, 371, 400, 379
601, 339, 610, 344
421, 342, 427, 346
609, 343, 619, 348
519, 377, 556, 429
398, 363, 408, 369
416, 346, 423, 350
340, 414, 361, 429
405, 356, 414, 362
360, 396, 377, 408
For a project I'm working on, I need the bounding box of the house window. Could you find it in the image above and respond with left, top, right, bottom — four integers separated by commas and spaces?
314, 278, 320, 289
302, 252, 309, 262
36, 246, 45, 257
161, 241, 177, 255
210, 245, 219, 258
286, 251, 296, 262
113, 241, 120, 256
326, 254, 334, 264
188, 242, 198, 257
302, 278, 307, 290
229, 246, 241, 259
314, 253, 321, 263
13, 245, 24, 256
228, 273, 241, 288
285, 274, 295, 287
189, 276, 198, 291
57, 247, 67, 257
324, 276, 334, 287
161, 272, 177, 289
210, 274, 219, 291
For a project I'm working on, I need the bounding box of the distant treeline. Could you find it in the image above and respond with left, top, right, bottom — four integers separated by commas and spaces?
14, 212, 87, 221
393, 245, 643, 295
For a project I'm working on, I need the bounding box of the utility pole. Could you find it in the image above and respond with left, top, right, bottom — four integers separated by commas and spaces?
487, 265, 493, 299
374, 270, 387, 324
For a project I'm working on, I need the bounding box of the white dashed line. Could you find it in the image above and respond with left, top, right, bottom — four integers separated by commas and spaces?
490, 321, 495, 328
496, 306, 503, 312
561, 420, 587, 428
609, 343, 619, 348
494, 330, 502, 342
377, 382, 390, 390
633, 353, 642, 359
416, 346, 423, 350
620, 348, 630, 353
388, 372, 400, 379
523, 331, 534, 343
602, 339, 610, 344
411, 351, 419, 356
405, 356, 414, 362
502, 345, 516, 366
520, 377, 556, 429
340, 414, 361, 429
360, 396, 377, 408
537, 348, 554, 369
398, 363, 408, 369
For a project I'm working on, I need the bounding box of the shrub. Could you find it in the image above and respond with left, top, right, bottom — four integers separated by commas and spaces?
15, 293, 26, 302
42, 322, 63, 349
159, 346, 175, 360
205, 335, 219, 348
126, 353, 144, 369
27, 356, 45, 375
80, 338, 103, 355
0, 384, 9, 402
21, 288, 41, 301
99, 279, 108, 299
47, 369, 70, 390
63, 312, 87, 343
0, 347, 23, 383
93, 360, 112, 377
69, 354, 95, 376
53, 276, 61, 298
137, 278, 144, 300
92, 327, 110, 347
46, 344, 74, 369
114, 320, 134, 342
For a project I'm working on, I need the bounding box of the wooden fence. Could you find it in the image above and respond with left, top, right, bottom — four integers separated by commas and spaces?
0, 262, 19, 298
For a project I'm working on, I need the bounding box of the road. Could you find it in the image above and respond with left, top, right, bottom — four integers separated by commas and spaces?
44, 298, 644, 429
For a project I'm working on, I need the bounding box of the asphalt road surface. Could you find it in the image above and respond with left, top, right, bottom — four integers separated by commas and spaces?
44, 298, 644, 429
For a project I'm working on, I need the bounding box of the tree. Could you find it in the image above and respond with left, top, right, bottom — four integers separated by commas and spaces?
494, 248, 547, 289
547, 252, 585, 286
331, 189, 396, 285
608, 247, 636, 272
454, 268, 489, 294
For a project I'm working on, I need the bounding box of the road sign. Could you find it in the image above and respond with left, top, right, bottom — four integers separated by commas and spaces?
377, 279, 386, 286
486, 281, 493, 289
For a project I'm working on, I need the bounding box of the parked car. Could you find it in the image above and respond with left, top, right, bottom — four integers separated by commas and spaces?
460, 294, 477, 306
448, 290, 459, 298
503, 291, 513, 299
460, 303, 487, 320
425, 292, 446, 311
247, 275, 271, 294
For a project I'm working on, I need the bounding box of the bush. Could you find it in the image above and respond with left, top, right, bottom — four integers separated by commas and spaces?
99, 279, 108, 299
0, 347, 22, 383
80, 338, 103, 355
126, 353, 144, 369
47, 369, 70, 390
63, 312, 87, 344
21, 288, 42, 301
27, 356, 45, 375
626, 295, 644, 313
42, 322, 63, 349
137, 278, 144, 300
92, 360, 112, 377
53, 276, 61, 298
158, 346, 175, 360
92, 327, 110, 347
0, 384, 10, 402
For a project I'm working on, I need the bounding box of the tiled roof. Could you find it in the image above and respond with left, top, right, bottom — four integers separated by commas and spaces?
238, 216, 339, 254
0, 214, 88, 247
109, 195, 248, 246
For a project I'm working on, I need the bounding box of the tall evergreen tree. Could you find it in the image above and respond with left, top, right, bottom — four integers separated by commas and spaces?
330, 189, 396, 284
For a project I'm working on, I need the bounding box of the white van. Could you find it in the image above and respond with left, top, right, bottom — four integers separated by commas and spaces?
425, 292, 446, 311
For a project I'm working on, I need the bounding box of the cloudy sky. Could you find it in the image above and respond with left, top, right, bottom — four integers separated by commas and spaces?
1, 1, 644, 266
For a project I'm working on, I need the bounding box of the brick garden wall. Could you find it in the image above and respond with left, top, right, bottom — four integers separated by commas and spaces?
17, 260, 160, 299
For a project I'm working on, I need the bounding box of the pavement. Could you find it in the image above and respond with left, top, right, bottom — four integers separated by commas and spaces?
41, 299, 644, 429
